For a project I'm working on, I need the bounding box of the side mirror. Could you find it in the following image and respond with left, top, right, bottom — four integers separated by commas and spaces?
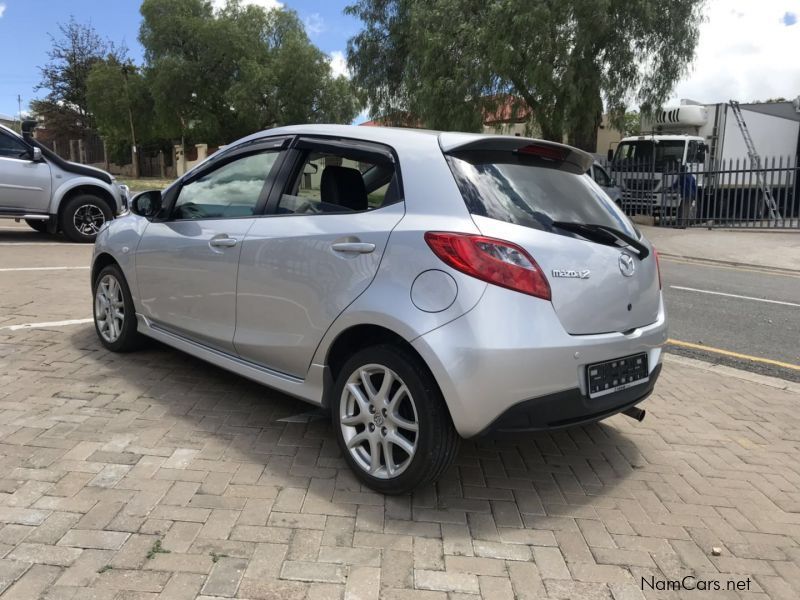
607, 149, 614, 162
31, 147, 42, 162
697, 143, 707, 163
303, 162, 319, 175
131, 190, 162, 219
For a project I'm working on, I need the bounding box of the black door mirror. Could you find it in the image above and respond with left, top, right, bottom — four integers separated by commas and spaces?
131, 190, 162, 218
607, 149, 614, 162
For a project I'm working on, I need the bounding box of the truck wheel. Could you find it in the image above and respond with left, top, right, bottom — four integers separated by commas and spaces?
61, 194, 112, 243
25, 219, 49, 233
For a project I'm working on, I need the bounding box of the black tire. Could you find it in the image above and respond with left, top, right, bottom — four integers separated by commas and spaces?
330, 344, 460, 494
60, 194, 113, 243
25, 219, 49, 233
92, 264, 144, 352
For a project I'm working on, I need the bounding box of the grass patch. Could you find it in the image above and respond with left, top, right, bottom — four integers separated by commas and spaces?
97, 564, 113, 574
146, 539, 171, 560
210, 551, 229, 563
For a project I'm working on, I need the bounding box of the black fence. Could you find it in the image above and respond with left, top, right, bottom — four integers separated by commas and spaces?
599, 157, 799, 229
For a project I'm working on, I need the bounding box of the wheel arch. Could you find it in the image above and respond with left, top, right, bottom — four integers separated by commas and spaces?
55, 184, 117, 223
91, 252, 120, 286
322, 324, 451, 420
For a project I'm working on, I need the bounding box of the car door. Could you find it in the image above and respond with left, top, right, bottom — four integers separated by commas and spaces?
0, 129, 51, 212
234, 137, 405, 378
135, 139, 287, 352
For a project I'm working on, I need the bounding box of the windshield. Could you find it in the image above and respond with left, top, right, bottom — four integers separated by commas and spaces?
614, 140, 685, 167
446, 150, 637, 238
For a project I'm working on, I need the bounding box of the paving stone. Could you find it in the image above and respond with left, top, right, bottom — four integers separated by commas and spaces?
280, 560, 347, 583
57, 529, 130, 550
414, 569, 479, 594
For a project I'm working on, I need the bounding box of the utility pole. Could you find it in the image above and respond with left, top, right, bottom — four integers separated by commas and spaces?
121, 64, 140, 179
16, 94, 22, 131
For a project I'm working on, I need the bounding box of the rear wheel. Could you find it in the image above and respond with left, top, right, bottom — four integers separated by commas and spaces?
92, 264, 143, 352
25, 218, 49, 233
61, 194, 112, 242
331, 344, 459, 494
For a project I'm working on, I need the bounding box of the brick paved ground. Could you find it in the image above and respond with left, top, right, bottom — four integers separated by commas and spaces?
1, 324, 799, 600
1, 228, 799, 599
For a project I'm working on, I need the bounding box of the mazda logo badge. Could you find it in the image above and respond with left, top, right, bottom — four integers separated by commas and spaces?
618, 252, 636, 277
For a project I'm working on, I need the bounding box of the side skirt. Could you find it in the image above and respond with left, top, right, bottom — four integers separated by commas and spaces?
137, 314, 326, 406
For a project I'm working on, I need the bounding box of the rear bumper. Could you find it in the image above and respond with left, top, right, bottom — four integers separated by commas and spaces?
412, 284, 668, 438
477, 363, 661, 437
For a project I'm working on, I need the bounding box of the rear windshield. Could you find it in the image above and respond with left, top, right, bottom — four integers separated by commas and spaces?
446, 150, 636, 237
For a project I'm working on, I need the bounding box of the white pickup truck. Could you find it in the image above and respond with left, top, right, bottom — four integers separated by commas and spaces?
0, 122, 128, 242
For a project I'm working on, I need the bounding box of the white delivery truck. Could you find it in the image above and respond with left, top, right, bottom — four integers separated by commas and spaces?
608, 98, 800, 219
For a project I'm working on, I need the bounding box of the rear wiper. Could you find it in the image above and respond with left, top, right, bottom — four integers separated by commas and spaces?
552, 221, 650, 260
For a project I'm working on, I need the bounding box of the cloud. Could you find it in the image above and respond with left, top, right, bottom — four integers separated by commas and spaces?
210, 0, 282, 12
329, 50, 349, 79
669, 0, 800, 105
304, 13, 325, 36
782, 11, 797, 25
0, 3, 6, 18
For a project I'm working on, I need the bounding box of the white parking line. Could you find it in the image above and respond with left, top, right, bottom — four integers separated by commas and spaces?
670, 285, 800, 307
0, 318, 93, 331
0, 242, 87, 246
0, 266, 90, 272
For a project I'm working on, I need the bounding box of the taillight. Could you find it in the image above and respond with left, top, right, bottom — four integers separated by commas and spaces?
424, 232, 551, 300
653, 247, 662, 289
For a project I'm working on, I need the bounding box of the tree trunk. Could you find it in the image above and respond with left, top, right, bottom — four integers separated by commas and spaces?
567, 79, 603, 152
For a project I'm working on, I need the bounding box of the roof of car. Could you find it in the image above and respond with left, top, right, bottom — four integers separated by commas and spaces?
244, 123, 542, 150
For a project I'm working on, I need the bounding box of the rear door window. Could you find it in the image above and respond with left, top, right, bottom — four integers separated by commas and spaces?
446, 150, 636, 236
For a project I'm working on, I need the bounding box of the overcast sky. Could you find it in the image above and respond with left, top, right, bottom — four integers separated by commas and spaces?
0, 0, 798, 121
668, 0, 799, 104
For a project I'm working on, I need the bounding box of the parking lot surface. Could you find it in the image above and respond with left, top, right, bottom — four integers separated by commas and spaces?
2, 224, 800, 600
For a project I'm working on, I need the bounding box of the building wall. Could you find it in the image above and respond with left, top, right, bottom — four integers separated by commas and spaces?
484, 115, 622, 155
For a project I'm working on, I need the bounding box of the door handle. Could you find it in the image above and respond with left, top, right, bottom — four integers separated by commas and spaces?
331, 242, 376, 254
209, 236, 238, 248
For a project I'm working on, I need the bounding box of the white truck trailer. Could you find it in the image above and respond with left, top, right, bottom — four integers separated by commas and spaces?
608, 99, 800, 219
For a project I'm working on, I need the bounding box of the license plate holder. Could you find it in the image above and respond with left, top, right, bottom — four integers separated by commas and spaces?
587, 353, 649, 399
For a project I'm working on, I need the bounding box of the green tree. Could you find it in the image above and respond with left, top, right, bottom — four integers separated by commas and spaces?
86, 58, 155, 166
32, 17, 123, 138
346, 0, 705, 151
622, 111, 641, 137
139, 0, 360, 146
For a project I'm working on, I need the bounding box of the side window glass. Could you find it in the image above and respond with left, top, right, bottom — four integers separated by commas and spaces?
277, 151, 398, 215
0, 132, 30, 159
593, 164, 612, 187
687, 141, 698, 163
172, 151, 278, 220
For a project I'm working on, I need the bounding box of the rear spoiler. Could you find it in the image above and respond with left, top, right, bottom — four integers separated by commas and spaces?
438, 133, 593, 175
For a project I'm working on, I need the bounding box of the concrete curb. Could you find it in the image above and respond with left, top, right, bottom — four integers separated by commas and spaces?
663, 353, 800, 394
658, 252, 800, 275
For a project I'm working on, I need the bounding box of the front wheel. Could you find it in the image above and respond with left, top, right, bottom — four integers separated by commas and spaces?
93, 264, 143, 352
331, 344, 459, 494
61, 194, 112, 242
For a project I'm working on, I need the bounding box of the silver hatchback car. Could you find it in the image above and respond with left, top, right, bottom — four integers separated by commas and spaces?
92, 125, 667, 494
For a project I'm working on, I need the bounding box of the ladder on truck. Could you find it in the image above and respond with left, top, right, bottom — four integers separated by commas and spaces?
728, 100, 781, 220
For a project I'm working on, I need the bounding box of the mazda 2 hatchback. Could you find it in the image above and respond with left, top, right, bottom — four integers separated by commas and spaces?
92, 125, 667, 494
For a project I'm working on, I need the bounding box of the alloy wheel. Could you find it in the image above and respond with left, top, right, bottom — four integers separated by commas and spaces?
95, 274, 125, 343
339, 364, 419, 479
73, 204, 106, 235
